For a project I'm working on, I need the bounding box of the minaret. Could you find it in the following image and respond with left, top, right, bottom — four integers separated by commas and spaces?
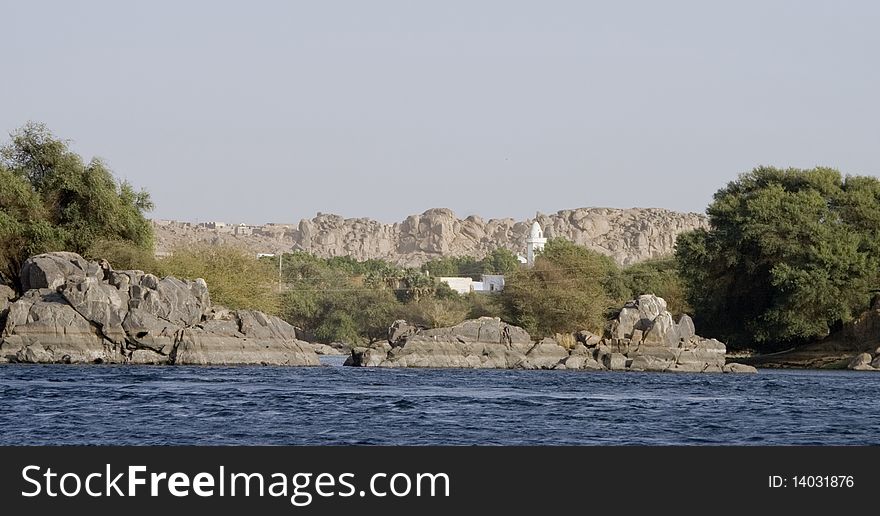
526, 221, 547, 266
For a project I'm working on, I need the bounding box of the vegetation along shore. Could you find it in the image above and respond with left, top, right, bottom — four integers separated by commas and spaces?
2, 123, 879, 371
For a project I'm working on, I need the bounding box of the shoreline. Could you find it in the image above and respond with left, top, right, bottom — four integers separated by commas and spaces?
0, 356, 853, 373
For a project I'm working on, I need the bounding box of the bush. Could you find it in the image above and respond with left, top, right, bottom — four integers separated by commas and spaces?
86, 239, 160, 273
398, 297, 471, 329
620, 258, 690, 316
500, 238, 613, 337
158, 245, 280, 315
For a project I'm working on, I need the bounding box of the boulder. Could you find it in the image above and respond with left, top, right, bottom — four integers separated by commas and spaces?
388, 319, 421, 345
677, 338, 726, 368
613, 307, 641, 339
1, 284, 15, 310
667, 362, 708, 373
642, 312, 679, 347
575, 330, 601, 347
0, 290, 123, 364
379, 337, 525, 369
173, 328, 319, 366
20, 252, 102, 291
122, 308, 183, 355
580, 357, 604, 371
129, 348, 169, 365
309, 342, 345, 355
345, 346, 395, 367
847, 353, 873, 370
570, 343, 590, 356
129, 276, 209, 328
635, 294, 667, 321
419, 317, 532, 346
522, 337, 569, 370
60, 276, 129, 345
235, 310, 297, 340
722, 363, 758, 374
629, 354, 674, 372
0, 284, 15, 331
677, 314, 695, 343
602, 352, 627, 371
563, 355, 587, 369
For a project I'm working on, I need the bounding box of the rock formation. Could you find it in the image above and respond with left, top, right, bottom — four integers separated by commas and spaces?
345, 295, 756, 373
153, 207, 708, 266
0, 252, 320, 366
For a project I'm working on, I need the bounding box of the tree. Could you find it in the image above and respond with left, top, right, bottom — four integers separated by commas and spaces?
279, 252, 407, 344
500, 238, 613, 337
421, 248, 522, 280
422, 255, 484, 280
0, 123, 153, 287
482, 247, 521, 275
282, 278, 402, 345
676, 166, 880, 351
621, 258, 690, 316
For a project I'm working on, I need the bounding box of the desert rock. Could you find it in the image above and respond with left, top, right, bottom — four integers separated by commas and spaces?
153, 207, 708, 267
0, 252, 320, 366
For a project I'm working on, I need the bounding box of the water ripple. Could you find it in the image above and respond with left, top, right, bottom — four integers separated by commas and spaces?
0, 365, 878, 445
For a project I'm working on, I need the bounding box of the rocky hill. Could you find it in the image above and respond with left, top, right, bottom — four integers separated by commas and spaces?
154, 207, 708, 266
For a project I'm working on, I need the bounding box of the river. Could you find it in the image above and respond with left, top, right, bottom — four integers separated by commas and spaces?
1, 358, 877, 445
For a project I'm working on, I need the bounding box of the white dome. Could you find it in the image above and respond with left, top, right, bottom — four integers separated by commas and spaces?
529, 221, 543, 239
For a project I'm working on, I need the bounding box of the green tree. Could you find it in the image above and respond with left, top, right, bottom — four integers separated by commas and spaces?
500, 238, 613, 337
621, 258, 690, 316
676, 166, 880, 350
421, 248, 522, 280
278, 252, 407, 344
422, 255, 484, 280
482, 247, 521, 275
0, 123, 153, 287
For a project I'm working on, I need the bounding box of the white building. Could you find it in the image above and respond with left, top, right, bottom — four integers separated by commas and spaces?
481, 274, 505, 293
439, 277, 475, 295
233, 224, 253, 236
526, 221, 547, 266
439, 274, 506, 295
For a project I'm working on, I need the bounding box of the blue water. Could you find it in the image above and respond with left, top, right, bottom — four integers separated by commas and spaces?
1, 358, 878, 445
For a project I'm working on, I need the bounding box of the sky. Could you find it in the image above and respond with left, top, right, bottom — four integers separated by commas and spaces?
2, 1, 879, 224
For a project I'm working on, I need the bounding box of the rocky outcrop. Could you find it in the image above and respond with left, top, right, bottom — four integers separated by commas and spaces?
845, 349, 880, 371
347, 318, 536, 369
154, 207, 708, 266
0, 280, 15, 325
0, 252, 320, 366
345, 296, 752, 373
19, 251, 103, 291
605, 295, 729, 373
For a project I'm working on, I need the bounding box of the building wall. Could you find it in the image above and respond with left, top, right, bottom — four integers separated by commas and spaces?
439, 277, 474, 295
481, 274, 505, 293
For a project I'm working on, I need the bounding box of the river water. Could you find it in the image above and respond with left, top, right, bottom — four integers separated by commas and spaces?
1, 358, 877, 445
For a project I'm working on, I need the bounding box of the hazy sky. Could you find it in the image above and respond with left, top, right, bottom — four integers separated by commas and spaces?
3, 1, 878, 223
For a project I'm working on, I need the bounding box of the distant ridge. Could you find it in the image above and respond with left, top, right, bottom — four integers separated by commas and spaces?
153, 207, 708, 266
